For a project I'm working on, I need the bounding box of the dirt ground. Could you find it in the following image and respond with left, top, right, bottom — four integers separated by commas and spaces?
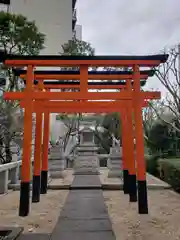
104, 189, 180, 240
0, 190, 68, 233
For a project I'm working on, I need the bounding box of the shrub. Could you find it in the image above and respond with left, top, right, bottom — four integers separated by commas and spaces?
145, 154, 160, 177
158, 158, 180, 192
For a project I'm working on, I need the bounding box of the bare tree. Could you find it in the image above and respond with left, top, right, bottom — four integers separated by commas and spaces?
0, 101, 24, 163
57, 114, 83, 151
153, 45, 180, 132
143, 100, 165, 134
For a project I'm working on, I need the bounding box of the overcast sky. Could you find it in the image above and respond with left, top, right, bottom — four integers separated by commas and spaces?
76, 0, 180, 93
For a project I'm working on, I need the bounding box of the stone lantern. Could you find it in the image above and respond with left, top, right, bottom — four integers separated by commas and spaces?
74, 121, 100, 175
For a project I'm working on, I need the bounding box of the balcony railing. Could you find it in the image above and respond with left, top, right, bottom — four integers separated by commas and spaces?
72, 9, 77, 30
72, 30, 76, 39
72, 9, 77, 21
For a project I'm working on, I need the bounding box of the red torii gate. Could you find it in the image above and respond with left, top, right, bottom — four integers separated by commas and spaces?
3, 54, 168, 217
18, 68, 154, 203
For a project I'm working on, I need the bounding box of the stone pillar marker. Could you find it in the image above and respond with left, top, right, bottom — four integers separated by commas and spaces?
74, 121, 100, 175
49, 140, 65, 178
0, 170, 8, 194
107, 146, 123, 178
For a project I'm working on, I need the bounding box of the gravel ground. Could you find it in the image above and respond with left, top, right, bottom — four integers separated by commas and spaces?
103, 189, 180, 240
0, 190, 68, 233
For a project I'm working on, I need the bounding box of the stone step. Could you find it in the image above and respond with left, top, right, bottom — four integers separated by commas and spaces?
74, 164, 99, 168
109, 166, 122, 169
76, 158, 98, 160
109, 156, 122, 159
74, 167, 99, 171
49, 167, 65, 171
77, 155, 98, 157
74, 171, 100, 175
75, 166, 99, 169
75, 160, 98, 163
108, 170, 123, 178
109, 162, 122, 166
50, 171, 65, 178
109, 159, 122, 163
75, 159, 98, 162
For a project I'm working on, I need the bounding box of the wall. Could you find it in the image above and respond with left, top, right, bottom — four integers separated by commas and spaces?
0, 1, 78, 146
9, 0, 73, 54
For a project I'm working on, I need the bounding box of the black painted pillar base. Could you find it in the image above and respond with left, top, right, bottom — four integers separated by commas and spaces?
32, 175, 41, 203
41, 170, 48, 194
19, 182, 30, 217
137, 180, 148, 214
129, 174, 137, 202
123, 169, 129, 194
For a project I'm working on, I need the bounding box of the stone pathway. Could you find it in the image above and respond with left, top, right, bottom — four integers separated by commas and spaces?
71, 174, 101, 189
51, 175, 116, 240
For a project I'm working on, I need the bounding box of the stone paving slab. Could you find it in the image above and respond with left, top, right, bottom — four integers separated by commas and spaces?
100, 168, 171, 189
18, 233, 51, 240
52, 231, 116, 240
59, 190, 109, 220
71, 175, 101, 188
16, 225, 115, 239
51, 175, 115, 240
56, 219, 112, 231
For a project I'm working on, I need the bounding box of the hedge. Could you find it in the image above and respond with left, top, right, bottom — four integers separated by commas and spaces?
145, 154, 160, 177
158, 158, 180, 192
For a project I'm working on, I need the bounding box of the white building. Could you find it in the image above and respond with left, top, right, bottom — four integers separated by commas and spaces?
75, 25, 82, 40
0, 0, 82, 145
4, 0, 79, 54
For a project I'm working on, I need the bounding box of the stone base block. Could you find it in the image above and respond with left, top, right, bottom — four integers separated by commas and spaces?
108, 170, 123, 178
73, 169, 100, 175
49, 156, 62, 160
0, 170, 8, 194
50, 171, 65, 179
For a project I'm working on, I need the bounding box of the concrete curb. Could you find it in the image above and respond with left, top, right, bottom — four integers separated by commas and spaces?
8, 178, 52, 191
0, 226, 23, 240
102, 183, 172, 190
8, 183, 172, 191
48, 184, 70, 190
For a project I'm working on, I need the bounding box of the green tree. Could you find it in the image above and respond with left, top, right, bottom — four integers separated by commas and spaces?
93, 112, 122, 154
102, 112, 121, 140
0, 11, 45, 55
94, 127, 112, 154
61, 39, 95, 56
147, 121, 175, 155
56, 39, 95, 150
0, 11, 46, 163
